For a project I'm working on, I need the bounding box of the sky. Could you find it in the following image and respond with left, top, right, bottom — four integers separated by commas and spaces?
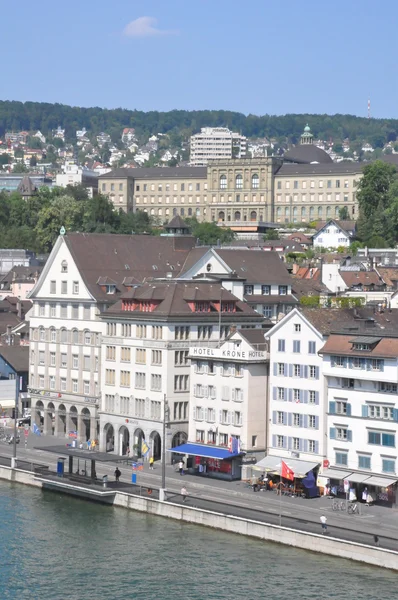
2, 0, 398, 118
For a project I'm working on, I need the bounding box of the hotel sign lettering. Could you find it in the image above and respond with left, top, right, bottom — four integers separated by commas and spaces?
190, 347, 265, 360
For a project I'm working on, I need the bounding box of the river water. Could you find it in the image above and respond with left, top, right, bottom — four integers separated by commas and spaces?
0, 481, 396, 600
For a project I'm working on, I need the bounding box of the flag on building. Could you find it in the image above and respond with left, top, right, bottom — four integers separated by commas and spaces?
281, 460, 294, 481
33, 423, 41, 436
141, 438, 150, 457
229, 436, 241, 454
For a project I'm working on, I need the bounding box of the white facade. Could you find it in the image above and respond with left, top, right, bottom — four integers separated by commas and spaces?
313, 221, 351, 249
28, 236, 102, 441
266, 309, 325, 462
321, 263, 348, 293
188, 333, 268, 453
322, 340, 398, 481
190, 127, 247, 166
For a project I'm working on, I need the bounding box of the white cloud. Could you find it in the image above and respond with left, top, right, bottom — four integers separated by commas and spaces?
123, 16, 176, 38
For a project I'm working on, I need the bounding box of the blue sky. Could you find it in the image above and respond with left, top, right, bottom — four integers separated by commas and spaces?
3, 0, 398, 118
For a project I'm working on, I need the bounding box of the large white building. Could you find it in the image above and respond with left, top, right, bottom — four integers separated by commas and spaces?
189, 329, 268, 454
189, 127, 247, 166
99, 281, 264, 457
266, 308, 325, 464
320, 330, 398, 503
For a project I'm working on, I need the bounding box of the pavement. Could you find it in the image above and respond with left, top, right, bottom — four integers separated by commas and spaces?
2, 428, 398, 551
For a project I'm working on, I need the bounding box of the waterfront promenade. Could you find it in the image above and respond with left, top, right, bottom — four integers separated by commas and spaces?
1, 432, 398, 551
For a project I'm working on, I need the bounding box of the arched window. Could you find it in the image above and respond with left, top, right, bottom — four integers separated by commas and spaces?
235, 174, 243, 189
220, 175, 227, 190
196, 208, 200, 216
188, 208, 192, 216
293, 207, 298, 216
158, 208, 162, 216
218, 211, 225, 222
301, 206, 306, 216
234, 211, 241, 221
72, 329, 78, 344
326, 206, 331, 217
173, 208, 177, 216
251, 174, 259, 189
60, 328, 67, 343
50, 328, 56, 343
150, 208, 155, 215
259, 214, 263, 221
180, 207, 185, 216
318, 206, 323, 216
165, 208, 170, 216
310, 206, 315, 217
39, 327, 45, 341
61, 260, 68, 273
276, 207, 282, 217
285, 207, 289, 217
250, 211, 257, 221
84, 330, 91, 345
335, 206, 339, 215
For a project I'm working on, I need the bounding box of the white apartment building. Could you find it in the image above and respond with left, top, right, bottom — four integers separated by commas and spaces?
320, 332, 398, 503
189, 330, 268, 454
27, 231, 197, 443
55, 162, 98, 197
313, 219, 352, 249
99, 281, 264, 457
178, 247, 297, 321
266, 308, 326, 464
190, 127, 247, 166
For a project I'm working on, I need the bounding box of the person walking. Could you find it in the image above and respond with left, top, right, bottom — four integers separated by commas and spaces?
178, 460, 184, 476
320, 515, 327, 534
114, 467, 121, 482
149, 456, 154, 470
181, 486, 188, 503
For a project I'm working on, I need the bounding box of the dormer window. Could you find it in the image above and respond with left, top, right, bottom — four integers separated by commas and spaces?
350, 337, 381, 352
244, 285, 254, 295
61, 260, 68, 273
352, 343, 370, 351
195, 302, 210, 313
106, 284, 116, 295
206, 263, 212, 272
139, 301, 153, 312
221, 302, 235, 312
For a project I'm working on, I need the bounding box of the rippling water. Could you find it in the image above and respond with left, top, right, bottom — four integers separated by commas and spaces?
0, 481, 396, 600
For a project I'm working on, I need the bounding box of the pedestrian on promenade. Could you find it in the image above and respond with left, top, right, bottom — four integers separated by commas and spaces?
373, 535, 379, 547
91, 439, 96, 451
320, 515, 327, 534
126, 446, 130, 457
181, 486, 188, 503
87, 439, 91, 451
149, 456, 154, 470
114, 467, 121, 482
178, 460, 184, 476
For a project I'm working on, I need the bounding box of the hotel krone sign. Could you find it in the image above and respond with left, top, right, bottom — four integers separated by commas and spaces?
189, 346, 266, 361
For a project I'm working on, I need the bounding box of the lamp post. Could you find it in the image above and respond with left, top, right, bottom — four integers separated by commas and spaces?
11, 392, 18, 469
160, 394, 169, 502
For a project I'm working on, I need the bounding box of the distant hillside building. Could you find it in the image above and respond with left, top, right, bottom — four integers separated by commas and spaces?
190, 127, 248, 166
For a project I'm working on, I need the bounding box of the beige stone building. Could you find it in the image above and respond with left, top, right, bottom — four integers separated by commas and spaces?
99, 167, 207, 219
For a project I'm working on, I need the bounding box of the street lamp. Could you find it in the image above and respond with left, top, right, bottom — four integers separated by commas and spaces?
160, 394, 169, 502
11, 392, 19, 469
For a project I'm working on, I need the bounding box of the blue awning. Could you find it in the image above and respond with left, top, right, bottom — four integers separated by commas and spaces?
167, 443, 243, 460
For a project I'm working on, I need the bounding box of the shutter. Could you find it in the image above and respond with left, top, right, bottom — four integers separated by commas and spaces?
194, 385, 197, 397
315, 441, 319, 454
288, 413, 292, 426
348, 358, 353, 369
288, 437, 292, 450
285, 363, 288, 376
362, 405, 369, 418
232, 389, 236, 402
231, 365, 235, 377
304, 365, 308, 379
194, 362, 198, 373
331, 356, 335, 367
300, 367, 305, 379
273, 363, 277, 376
219, 410, 222, 423
204, 386, 209, 398
329, 427, 336, 439
315, 367, 319, 379
299, 439, 304, 452
366, 359, 371, 371
380, 361, 384, 372
273, 387, 277, 400
282, 436, 287, 449
315, 391, 319, 405
289, 364, 293, 377
272, 411, 277, 424
227, 411, 231, 425
193, 407, 197, 420
204, 363, 209, 374
288, 388, 293, 402
272, 435, 277, 448
303, 390, 308, 404
303, 415, 308, 428
315, 416, 319, 430
329, 401, 336, 414
303, 439, 308, 453
204, 408, 208, 421
346, 403, 351, 416
347, 430, 352, 442
393, 409, 398, 422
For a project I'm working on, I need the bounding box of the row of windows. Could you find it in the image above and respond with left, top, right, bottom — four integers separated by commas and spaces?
30, 374, 97, 396
33, 350, 98, 371
272, 435, 319, 454
104, 394, 164, 421
331, 356, 384, 371
193, 384, 243, 401
329, 378, 397, 394
105, 370, 164, 391
136, 196, 202, 204
195, 431, 236, 446
137, 182, 204, 193
276, 193, 352, 203
277, 178, 351, 190
274, 364, 319, 380
273, 411, 319, 429
275, 206, 351, 219
219, 174, 259, 190
193, 407, 243, 427
335, 453, 396, 474
277, 339, 317, 355
37, 302, 92, 319
32, 327, 97, 345
194, 361, 242, 377
330, 428, 396, 447
273, 388, 319, 402
49, 280, 80, 296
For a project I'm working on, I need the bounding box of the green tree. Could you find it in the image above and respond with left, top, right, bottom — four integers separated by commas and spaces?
0, 154, 11, 166
356, 161, 396, 220
186, 218, 235, 245
30, 155, 37, 167
338, 206, 350, 220
349, 241, 364, 256
35, 195, 84, 251
12, 162, 28, 173
263, 229, 280, 240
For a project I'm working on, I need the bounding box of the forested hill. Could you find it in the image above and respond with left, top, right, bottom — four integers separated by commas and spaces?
1, 100, 398, 147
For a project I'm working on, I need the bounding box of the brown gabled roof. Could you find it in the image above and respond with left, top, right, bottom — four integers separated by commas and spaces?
63, 233, 196, 302
215, 249, 292, 284
103, 281, 263, 321
237, 329, 268, 349
319, 334, 398, 358
0, 346, 29, 372
0, 312, 22, 335
315, 220, 356, 233
165, 215, 190, 230
0, 266, 42, 287
376, 267, 398, 287
340, 271, 384, 287
178, 247, 209, 275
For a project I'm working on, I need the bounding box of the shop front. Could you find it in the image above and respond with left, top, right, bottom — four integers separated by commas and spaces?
253, 455, 320, 497
168, 442, 244, 481
318, 469, 397, 507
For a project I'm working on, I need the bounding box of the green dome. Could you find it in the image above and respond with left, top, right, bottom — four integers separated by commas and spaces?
304, 124, 311, 133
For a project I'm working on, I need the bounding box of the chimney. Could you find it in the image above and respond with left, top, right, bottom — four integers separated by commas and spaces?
17, 299, 22, 319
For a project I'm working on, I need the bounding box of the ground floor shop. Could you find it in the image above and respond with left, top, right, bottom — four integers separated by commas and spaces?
169, 442, 244, 481
318, 468, 398, 507
30, 394, 99, 442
